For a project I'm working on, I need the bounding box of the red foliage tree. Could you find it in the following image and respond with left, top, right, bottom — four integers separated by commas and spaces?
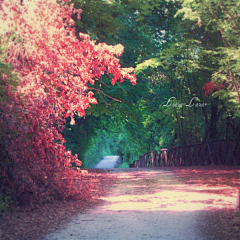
202, 82, 224, 96
0, 0, 136, 204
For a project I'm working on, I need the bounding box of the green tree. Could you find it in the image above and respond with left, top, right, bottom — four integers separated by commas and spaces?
65, 0, 240, 168
175, 0, 240, 140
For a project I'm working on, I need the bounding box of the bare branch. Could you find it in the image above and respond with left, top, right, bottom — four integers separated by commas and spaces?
89, 88, 122, 103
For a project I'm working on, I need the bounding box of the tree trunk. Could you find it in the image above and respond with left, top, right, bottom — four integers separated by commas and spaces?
209, 102, 218, 140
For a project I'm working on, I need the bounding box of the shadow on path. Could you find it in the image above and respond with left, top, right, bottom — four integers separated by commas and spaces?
44, 168, 240, 240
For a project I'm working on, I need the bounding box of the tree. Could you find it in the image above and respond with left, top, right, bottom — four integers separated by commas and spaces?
175, 0, 240, 140
135, 0, 240, 146
61, 0, 240, 167
0, 0, 136, 204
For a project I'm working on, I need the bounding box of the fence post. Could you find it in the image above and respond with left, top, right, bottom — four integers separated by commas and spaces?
160, 149, 168, 166
154, 151, 158, 167
150, 151, 154, 167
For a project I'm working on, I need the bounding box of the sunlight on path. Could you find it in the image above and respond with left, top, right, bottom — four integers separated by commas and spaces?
98, 170, 237, 212
44, 169, 239, 240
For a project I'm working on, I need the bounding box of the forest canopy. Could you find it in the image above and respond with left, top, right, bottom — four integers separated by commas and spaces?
0, 0, 239, 206
0, 0, 136, 204
64, 0, 240, 167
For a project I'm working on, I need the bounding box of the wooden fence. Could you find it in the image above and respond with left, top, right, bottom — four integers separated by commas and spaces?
130, 139, 240, 168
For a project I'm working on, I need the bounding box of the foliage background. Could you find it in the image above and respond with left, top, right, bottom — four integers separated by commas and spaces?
64, 0, 240, 167
0, 0, 239, 208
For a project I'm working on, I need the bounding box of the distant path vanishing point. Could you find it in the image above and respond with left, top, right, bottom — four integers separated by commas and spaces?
94, 156, 121, 169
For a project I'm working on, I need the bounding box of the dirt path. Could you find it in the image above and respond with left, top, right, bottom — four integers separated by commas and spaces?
43, 168, 240, 240
94, 156, 121, 168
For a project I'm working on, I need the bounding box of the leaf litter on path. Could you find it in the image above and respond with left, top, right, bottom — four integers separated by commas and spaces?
1, 166, 240, 240
0, 171, 117, 240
